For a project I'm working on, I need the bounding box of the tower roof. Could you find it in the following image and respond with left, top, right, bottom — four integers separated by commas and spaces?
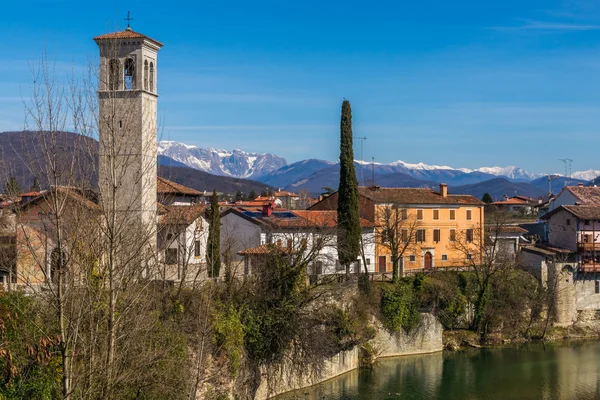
93, 29, 163, 47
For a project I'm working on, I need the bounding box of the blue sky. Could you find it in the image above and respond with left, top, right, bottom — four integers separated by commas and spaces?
1, 1, 600, 173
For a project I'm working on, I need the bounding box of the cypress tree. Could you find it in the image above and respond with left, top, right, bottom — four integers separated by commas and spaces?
206, 189, 221, 278
482, 192, 493, 204
337, 100, 361, 276
235, 190, 244, 202
30, 177, 41, 192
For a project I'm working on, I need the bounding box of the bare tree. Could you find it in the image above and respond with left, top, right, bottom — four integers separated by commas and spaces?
375, 202, 421, 281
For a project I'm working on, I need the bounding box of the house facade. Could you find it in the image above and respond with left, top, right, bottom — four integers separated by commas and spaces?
222, 205, 375, 276
310, 184, 484, 273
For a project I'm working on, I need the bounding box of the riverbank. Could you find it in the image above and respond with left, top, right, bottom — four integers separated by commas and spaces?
278, 340, 600, 400
443, 322, 600, 352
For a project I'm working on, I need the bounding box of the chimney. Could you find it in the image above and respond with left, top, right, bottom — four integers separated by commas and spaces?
504, 194, 509, 201
440, 183, 448, 198
262, 203, 273, 217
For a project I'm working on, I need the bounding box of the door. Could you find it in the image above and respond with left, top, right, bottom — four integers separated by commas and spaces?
378, 256, 387, 273
424, 252, 433, 270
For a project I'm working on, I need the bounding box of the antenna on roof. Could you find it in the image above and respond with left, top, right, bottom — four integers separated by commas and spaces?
371, 157, 375, 186
353, 136, 367, 185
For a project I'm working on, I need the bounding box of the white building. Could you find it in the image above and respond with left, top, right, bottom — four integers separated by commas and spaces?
221, 205, 375, 276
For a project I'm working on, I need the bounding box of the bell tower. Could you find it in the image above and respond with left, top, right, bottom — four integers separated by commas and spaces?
94, 23, 163, 268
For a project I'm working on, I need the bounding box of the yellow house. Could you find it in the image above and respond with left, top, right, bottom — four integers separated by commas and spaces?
310, 183, 484, 273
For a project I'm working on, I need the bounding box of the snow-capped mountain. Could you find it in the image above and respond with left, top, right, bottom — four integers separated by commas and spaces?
469, 166, 543, 181
572, 170, 600, 181
157, 141, 287, 179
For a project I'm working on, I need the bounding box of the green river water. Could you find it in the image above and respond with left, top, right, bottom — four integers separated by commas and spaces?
277, 341, 600, 400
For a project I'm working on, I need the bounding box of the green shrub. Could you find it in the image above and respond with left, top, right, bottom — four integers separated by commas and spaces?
212, 305, 245, 376
379, 283, 421, 333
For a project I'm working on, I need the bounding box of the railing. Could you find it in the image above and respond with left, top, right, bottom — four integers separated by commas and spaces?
578, 243, 600, 252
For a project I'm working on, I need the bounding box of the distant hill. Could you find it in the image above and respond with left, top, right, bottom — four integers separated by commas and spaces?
529, 175, 588, 194
0, 131, 272, 195
450, 178, 546, 201
256, 159, 333, 189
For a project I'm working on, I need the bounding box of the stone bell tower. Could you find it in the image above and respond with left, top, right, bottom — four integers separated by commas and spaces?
94, 23, 163, 268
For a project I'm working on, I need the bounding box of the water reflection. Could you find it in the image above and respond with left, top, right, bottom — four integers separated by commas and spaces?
278, 342, 600, 400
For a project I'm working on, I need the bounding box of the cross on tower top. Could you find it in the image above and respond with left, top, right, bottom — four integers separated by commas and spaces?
125, 11, 134, 31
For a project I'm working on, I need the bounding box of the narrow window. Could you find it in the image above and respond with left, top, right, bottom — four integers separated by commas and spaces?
287, 239, 292, 249
417, 209, 424, 220
433, 229, 440, 242
124, 58, 135, 90
366, 258, 370, 265
441, 254, 448, 261
449, 229, 456, 242
108, 59, 120, 90
449, 209, 456, 220
165, 248, 178, 265
144, 60, 149, 90
466, 229, 473, 243
194, 240, 201, 257
401, 209, 408, 220
466, 253, 472, 260
433, 209, 440, 220
118, 120, 122, 129
466, 209, 472, 220
300, 238, 307, 249
566, 219, 571, 226
409, 255, 416, 262
416, 229, 425, 243
401, 229, 408, 242
149, 62, 155, 91
585, 220, 590, 226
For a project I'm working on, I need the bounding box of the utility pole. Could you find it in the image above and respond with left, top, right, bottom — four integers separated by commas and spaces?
353, 136, 367, 185
559, 158, 573, 187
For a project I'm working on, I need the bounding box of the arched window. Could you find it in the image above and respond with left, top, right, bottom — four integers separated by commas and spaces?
108, 59, 120, 90
124, 58, 135, 90
149, 62, 154, 92
144, 60, 149, 91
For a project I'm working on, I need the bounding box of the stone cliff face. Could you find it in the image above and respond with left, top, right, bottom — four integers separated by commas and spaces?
253, 313, 443, 400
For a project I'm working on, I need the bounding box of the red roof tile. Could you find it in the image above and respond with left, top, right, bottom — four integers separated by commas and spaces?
358, 187, 484, 206
93, 29, 164, 46
157, 177, 202, 196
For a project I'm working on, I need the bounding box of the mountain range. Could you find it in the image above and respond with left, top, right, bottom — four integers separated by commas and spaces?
0, 131, 273, 196
158, 140, 595, 199
1, 132, 597, 201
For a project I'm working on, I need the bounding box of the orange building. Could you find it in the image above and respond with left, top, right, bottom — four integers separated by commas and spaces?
310, 184, 484, 273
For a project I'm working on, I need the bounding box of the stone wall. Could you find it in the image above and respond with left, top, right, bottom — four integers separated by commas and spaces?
253, 313, 443, 400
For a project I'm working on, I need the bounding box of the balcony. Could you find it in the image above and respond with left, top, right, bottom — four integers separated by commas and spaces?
580, 263, 600, 273
578, 243, 600, 252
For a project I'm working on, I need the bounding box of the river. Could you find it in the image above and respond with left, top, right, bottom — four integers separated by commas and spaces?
277, 341, 600, 400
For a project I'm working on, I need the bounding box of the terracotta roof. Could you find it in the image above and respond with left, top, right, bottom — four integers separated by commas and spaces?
492, 197, 532, 206
238, 243, 294, 256
274, 190, 297, 197
157, 177, 202, 196
21, 186, 99, 211
234, 200, 273, 207
488, 225, 529, 234
225, 208, 373, 229
159, 204, 206, 225
357, 186, 484, 206
20, 191, 42, 197
93, 29, 164, 46
563, 186, 600, 206
542, 205, 600, 221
